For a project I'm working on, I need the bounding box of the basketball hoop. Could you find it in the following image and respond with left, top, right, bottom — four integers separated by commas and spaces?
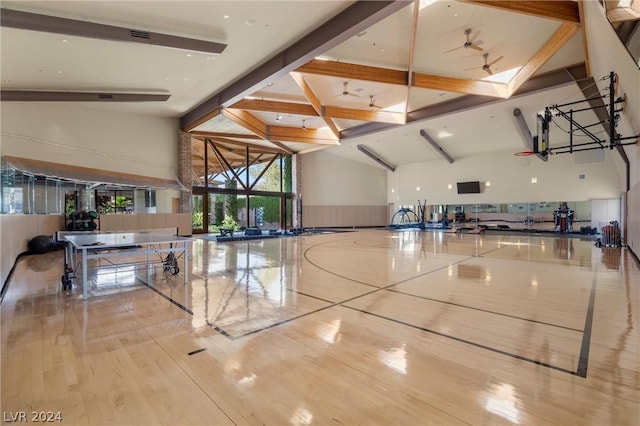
515, 150, 534, 167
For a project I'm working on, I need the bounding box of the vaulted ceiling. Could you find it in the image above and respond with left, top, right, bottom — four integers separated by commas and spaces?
2, 1, 627, 173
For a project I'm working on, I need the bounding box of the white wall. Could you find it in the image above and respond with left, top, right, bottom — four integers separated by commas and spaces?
300, 150, 387, 227
387, 149, 624, 206
583, 1, 639, 186
582, 1, 639, 256
1, 103, 179, 181
301, 150, 386, 205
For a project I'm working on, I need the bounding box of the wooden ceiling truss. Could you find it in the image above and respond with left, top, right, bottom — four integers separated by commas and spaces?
185, 0, 582, 154
191, 137, 285, 190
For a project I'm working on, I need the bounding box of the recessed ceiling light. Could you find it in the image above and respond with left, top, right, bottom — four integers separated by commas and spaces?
62, 39, 69, 43
57, 70, 62, 74
186, 53, 192, 57
245, 18, 255, 26
531, 177, 537, 183
206, 56, 216, 61
266, 82, 273, 87
223, 14, 230, 19
182, 77, 190, 81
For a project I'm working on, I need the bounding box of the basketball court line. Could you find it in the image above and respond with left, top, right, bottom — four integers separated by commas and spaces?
147, 271, 591, 377
134, 235, 599, 377
384, 287, 584, 333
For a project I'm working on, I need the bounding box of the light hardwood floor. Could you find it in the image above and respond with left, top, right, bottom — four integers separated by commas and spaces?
1, 229, 639, 425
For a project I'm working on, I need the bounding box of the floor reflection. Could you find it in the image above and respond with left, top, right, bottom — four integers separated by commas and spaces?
190, 238, 328, 337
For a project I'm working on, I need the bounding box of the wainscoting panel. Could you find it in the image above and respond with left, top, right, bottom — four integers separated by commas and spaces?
302, 205, 386, 228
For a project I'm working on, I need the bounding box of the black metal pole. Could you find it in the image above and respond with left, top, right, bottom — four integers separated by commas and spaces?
609, 71, 616, 148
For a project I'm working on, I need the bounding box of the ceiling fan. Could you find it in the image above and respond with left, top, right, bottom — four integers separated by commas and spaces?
444, 28, 483, 53
466, 53, 504, 75
335, 81, 360, 97
365, 95, 383, 109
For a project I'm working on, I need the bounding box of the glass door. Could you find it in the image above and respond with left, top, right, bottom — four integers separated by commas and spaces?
192, 194, 204, 233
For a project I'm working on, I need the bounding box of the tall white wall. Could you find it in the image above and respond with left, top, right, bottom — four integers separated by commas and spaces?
300, 150, 387, 227
583, 0, 639, 186
387, 149, 624, 206
301, 150, 386, 205
582, 1, 639, 256
1, 103, 179, 181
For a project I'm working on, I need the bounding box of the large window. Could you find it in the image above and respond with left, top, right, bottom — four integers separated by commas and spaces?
191, 137, 293, 233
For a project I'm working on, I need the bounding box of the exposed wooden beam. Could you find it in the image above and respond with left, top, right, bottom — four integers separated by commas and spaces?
577, 0, 591, 77
342, 63, 588, 140
180, 1, 411, 130
184, 108, 221, 133
324, 105, 405, 124
507, 22, 579, 96
230, 95, 402, 125
289, 72, 341, 139
269, 125, 340, 145
460, 0, 580, 24
296, 59, 408, 85
289, 72, 323, 113
231, 97, 403, 124
222, 108, 267, 139
269, 141, 295, 155
413, 73, 508, 98
223, 108, 336, 147
190, 131, 262, 140
207, 136, 290, 155
230, 99, 318, 116
404, 1, 420, 118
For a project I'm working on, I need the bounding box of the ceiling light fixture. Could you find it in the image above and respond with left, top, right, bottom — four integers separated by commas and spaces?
275, 114, 283, 122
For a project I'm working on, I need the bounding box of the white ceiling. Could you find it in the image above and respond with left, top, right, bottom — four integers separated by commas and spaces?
1, 0, 614, 171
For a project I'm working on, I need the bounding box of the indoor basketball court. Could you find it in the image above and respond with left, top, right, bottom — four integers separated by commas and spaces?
2, 229, 637, 424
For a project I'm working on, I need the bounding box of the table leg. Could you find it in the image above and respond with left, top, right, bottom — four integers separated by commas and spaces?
82, 248, 88, 300
147, 243, 151, 284
183, 241, 188, 284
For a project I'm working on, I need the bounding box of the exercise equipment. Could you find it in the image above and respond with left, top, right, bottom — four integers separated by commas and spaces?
598, 222, 621, 248
391, 207, 419, 227
28, 235, 56, 254
245, 227, 262, 236
553, 203, 574, 232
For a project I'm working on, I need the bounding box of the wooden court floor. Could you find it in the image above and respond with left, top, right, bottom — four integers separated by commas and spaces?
1, 229, 639, 425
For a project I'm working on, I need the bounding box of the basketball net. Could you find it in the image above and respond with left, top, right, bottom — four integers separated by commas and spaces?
514, 151, 534, 167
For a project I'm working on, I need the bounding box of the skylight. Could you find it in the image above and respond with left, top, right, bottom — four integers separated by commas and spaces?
482, 66, 521, 84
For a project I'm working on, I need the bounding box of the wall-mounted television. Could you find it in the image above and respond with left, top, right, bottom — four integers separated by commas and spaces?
457, 181, 481, 194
